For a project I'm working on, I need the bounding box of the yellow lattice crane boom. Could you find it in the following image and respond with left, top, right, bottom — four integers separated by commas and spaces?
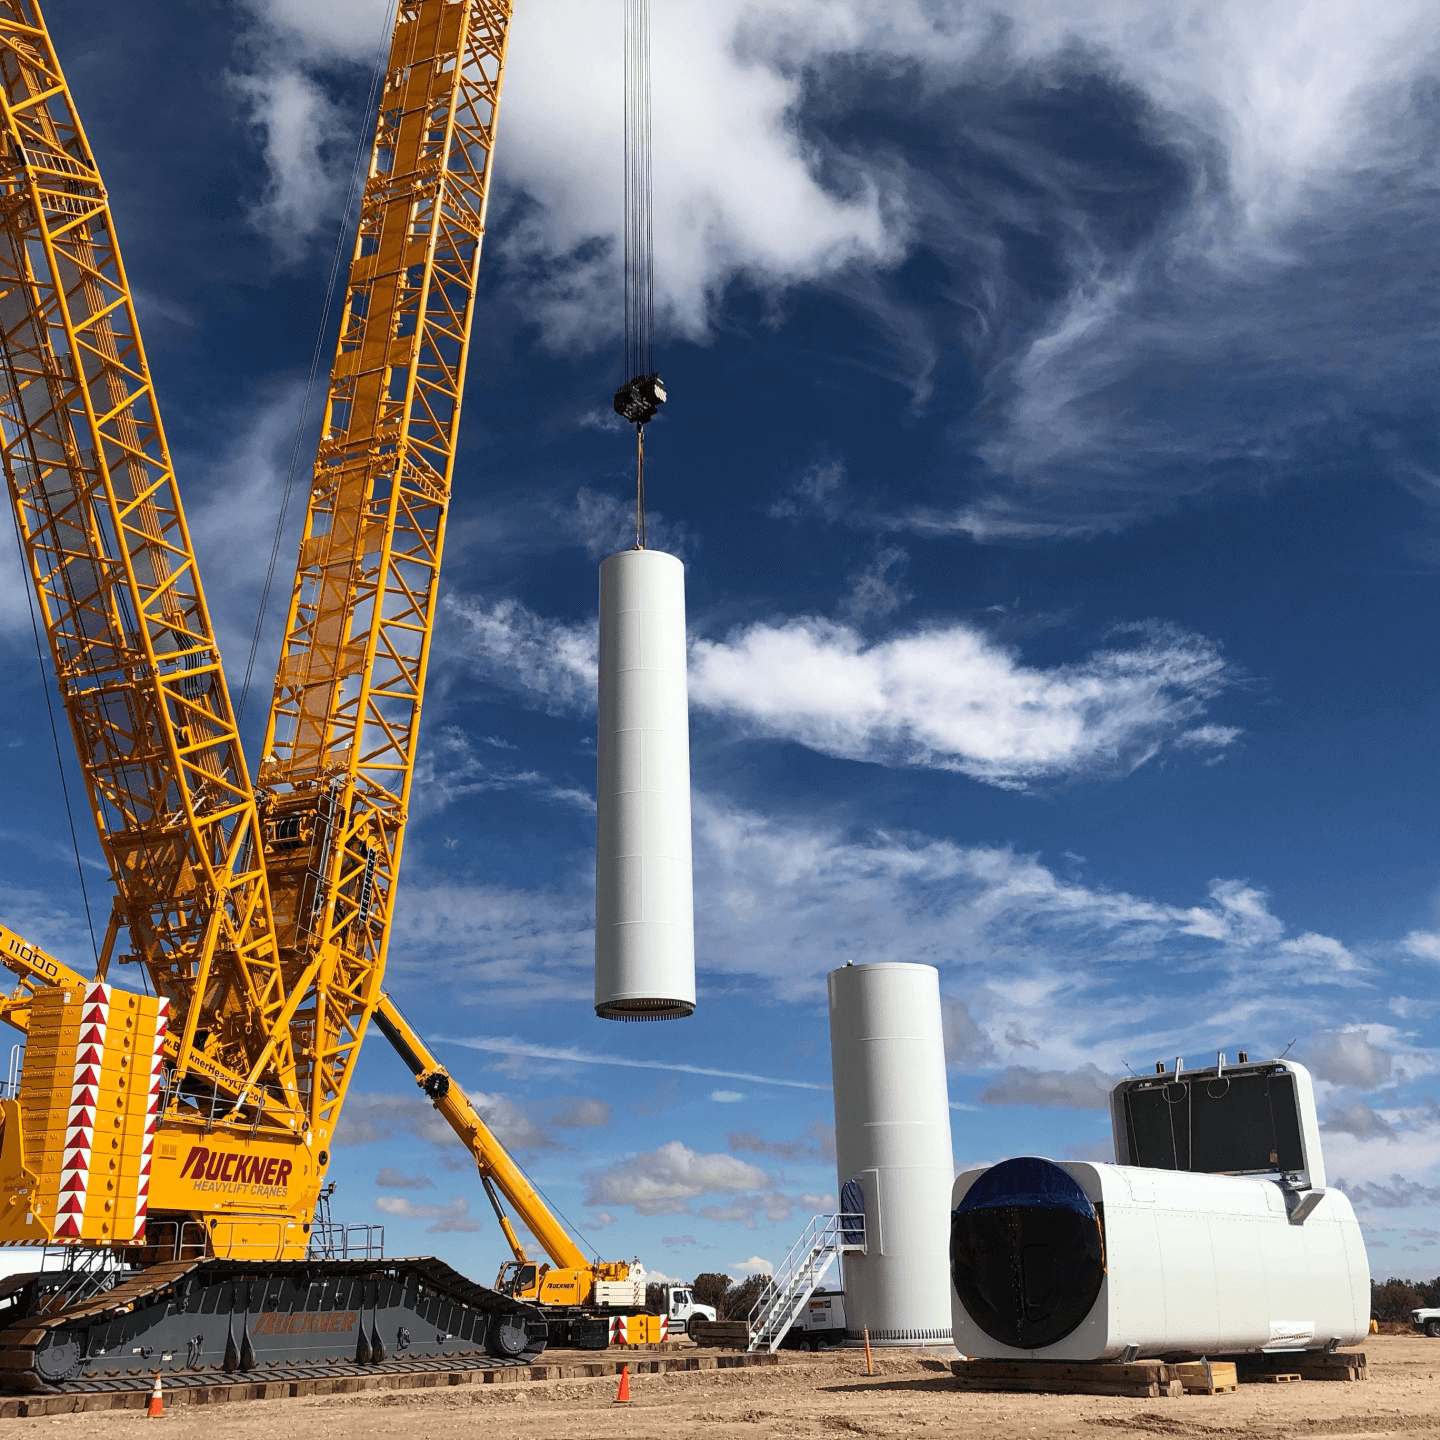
0, 0, 296, 1121
255, 0, 509, 1155
0, 0, 652, 1390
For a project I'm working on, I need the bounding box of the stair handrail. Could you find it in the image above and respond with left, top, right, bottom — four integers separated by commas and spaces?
746, 1211, 865, 1352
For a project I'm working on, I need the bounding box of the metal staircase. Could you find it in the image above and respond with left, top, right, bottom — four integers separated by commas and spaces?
747, 1212, 866, 1353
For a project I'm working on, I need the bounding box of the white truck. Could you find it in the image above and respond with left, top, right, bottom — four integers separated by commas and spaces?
658, 1284, 718, 1335
1412, 1308, 1440, 1337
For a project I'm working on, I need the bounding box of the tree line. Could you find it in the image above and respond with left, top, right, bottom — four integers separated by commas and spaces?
1371, 1276, 1440, 1321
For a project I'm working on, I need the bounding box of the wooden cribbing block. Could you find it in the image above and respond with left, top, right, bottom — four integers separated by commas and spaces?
1237, 1351, 1366, 1384
952, 1359, 1182, 1399
1170, 1361, 1238, 1394
687, 1320, 750, 1349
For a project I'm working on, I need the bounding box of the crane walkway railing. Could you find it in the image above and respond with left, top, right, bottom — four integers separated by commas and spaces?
2, 1042, 22, 1099
747, 1212, 865, 1353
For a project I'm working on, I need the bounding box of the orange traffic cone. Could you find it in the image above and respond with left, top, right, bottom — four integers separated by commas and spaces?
147, 1372, 164, 1418
614, 1364, 631, 1404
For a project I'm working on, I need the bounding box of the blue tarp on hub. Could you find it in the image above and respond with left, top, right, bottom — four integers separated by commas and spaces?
954, 1155, 1096, 1220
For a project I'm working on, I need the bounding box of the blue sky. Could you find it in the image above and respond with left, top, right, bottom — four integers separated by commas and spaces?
5, 0, 1440, 1283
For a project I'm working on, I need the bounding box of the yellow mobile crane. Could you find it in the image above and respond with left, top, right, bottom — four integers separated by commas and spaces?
0, 0, 643, 1392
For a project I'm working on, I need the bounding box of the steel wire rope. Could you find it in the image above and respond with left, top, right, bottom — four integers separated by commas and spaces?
379, 994, 608, 1265
238, 0, 400, 724
6, 484, 99, 966
623, 0, 655, 548
0, 299, 113, 975
622, 0, 654, 386
0, 225, 177, 986
523, 1171, 605, 1266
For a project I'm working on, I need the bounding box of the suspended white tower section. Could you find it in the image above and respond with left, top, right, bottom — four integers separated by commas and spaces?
594, 547, 695, 1020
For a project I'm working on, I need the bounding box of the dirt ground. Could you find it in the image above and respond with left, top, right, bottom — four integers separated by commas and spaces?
9, 1334, 1440, 1439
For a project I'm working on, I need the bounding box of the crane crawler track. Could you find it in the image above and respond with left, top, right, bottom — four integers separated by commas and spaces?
0, 1256, 547, 1395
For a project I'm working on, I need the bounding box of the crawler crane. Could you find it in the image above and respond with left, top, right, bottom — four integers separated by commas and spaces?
0, 0, 645, 1393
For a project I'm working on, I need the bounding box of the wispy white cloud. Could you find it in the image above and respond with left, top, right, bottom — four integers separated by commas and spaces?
553, 488, 690, 564
1305, 1028, 1394, 1088
411, 726, 594, 821
1176, 725, 1243, 751
232, 0, 1440, 535
438, 1034, 829, 1093
335, 1086, 555, 1155
688, 617, 1237, 785
728, 1119, 836, 1163
441, 594, 597, 715
582, 1141, 770, 1217
839, 547, 912, 625
443, 593, 1241, 786
1404, 931, 1440, 963
231, 0, 391, 256
0, 881, 99, 966
178, 383, 312, 694
0, 528, 31, 641
375, 1166, 435, 1190
548, 1097, 611, 1131
374, 1194, 482, 1234
979, 1063, 1116, 1110
1323, 1102, 1397, 1143
1338, 1174, 1440, 1210
389, 791, 1373, 1104
229, 66, 356, 261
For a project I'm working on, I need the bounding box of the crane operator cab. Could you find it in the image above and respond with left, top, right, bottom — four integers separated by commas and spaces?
496, 1261, 540, 1297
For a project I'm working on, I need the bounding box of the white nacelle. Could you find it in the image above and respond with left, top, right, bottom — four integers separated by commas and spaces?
594, 549, 695, 1021
950, 1157, 1370, 1360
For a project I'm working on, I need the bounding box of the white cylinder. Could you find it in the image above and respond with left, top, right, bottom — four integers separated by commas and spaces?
829, 962, 954, 1346
950, 1159, 1370, 1360
594, 548, 695, 1021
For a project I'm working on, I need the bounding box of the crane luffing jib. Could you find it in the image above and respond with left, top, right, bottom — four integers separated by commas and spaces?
253, 0, 513, 1152
0, 0, 613, 1283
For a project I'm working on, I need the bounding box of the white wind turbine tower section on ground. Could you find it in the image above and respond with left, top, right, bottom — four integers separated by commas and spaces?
828, 961, 955, 1347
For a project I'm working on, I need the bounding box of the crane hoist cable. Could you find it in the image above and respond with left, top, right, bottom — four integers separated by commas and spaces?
6, 502, 97, 965
613, 0, 664, 547
237, 0, 400, 724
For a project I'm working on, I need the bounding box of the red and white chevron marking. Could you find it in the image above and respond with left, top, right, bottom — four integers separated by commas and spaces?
55, 983, 110, 1242
131, 998, 169, 1241
607, 1315, 668, 1344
